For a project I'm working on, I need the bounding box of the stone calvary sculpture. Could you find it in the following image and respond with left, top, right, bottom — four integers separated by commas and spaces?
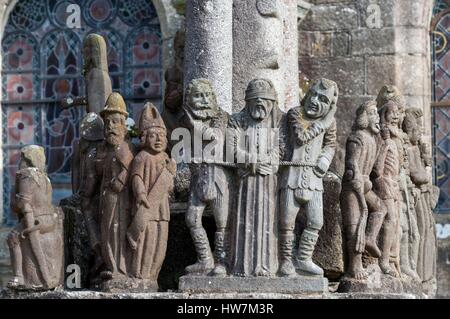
3, 27, 439, 297
7, 146, 64, 290
339, 85, 438, 295
127, 102, 176, 291
182, 78, 230, 277
279, 78, 337, 277
179, 78, 334, 293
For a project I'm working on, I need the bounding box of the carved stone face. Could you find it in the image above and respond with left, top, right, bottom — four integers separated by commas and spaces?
187, 82, 217, 120
246, 96, 274, 121
366, 104, 380, 134
381, 103, 400, 137
104, 113, 127, 146
143, 127, 167, 153
404, 117, 422, 145
304, 86, 333, 119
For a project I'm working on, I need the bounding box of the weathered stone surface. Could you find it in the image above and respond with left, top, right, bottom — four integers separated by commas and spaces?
184, 0, 233, 113
179, 275, 329, 294
301, 3, 359, 31
338, 264, 404, 294
233, 0, 299, 111
299, 57, 365, 96
61, 202, 92, 289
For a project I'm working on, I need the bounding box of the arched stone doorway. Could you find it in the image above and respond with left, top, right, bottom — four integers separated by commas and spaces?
0, 0, 182, 225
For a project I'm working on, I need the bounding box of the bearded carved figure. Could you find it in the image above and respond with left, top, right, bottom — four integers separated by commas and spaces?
370, 101, 402, 277
183, 78, 231, 276
61, 34, 113, 113
403, 108, 438, 284
340, 101, 384, 280
279, 78, 337, 277
81, 92, 135, 290
376, 85, 420, 281
227, 78, 282, 276
7, 146, 64, 290
127, 103, 176, 291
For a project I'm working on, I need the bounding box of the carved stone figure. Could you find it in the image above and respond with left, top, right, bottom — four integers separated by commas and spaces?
376, 85, 420, 281
61, 34, 112, 113
403, 108, 438, 284
183, 79, 231, 276
279, 78, 337, 277
162, 29, 185, 144
74, 113, 105, 278
7, 145, 64, 290
82, 92, 135, 288
127, 103, 176, 290
371, 101, 402, 277
228, 78, 281, 276
340, 101, 384, 279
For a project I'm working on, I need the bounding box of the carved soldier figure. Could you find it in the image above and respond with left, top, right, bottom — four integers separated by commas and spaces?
61, 34, 112, 113
127, 103, 176, 290
82, 92, 135, 285
340, 101, 384, 279
183, 79, 231, 276
228, 79, 281, 277
403, 108, 437, 284
370, 101, 402, 277
162, 29, 185, 146
7, 146, 64, 290
75, 113, 105, 277
279, 78, 337, 276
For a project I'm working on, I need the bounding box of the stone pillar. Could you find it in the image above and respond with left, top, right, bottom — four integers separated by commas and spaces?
233, 0, 299, 112
184, 0, 233, 113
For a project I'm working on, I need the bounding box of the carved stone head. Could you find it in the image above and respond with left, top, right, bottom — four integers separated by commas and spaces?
185, 78, 219, 121
244, 78, 277, 121
403, 107, 424, 145
83, 33, 109, 77
353, 100, 380, 134
80, 112, 104, 142
19, 145, 46, 172
379, 101, 400, 138
301, 78, 338, 120
139, 103, 168, 154
376, 85, 406, 126
101, 93, 128, 146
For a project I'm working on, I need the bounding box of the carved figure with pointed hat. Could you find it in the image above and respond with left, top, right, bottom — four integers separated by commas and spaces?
127, 103, 176, 290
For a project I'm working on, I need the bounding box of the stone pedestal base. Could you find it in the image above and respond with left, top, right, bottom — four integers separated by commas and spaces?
99, 277, 159, 293
179, 275, 328, 294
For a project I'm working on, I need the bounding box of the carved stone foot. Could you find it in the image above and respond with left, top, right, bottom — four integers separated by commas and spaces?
348, 268, 368, 280
185, 258, 214, 275
297, 260, 324, 276
401, 267, 420, 281
7, 276, 25, 289
210, 264, 227, 277
278, 260, 297, 277
365, 240, 381, 258
380, 262, 397, 277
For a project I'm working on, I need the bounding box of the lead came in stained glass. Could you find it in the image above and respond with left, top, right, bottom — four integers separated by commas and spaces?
1, 0, 162, 225
432, 0, 450, 213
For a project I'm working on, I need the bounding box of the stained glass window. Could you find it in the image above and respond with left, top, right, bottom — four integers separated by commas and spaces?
1, 0, 162, 225
431, 0, 450, 213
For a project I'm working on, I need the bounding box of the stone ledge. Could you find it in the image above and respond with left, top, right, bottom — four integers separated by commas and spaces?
179, 275, 329, 294
0, 289, 422, 299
